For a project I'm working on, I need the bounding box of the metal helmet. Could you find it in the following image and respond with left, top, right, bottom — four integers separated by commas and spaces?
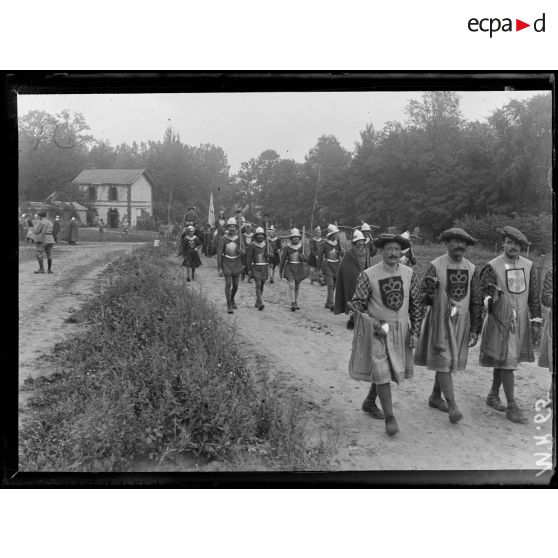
352, 230, 365, 243
361, 223, 371, 232
226, 217, 238, 226
290, 228, 301, 238
326, 224, 339, 236
255, 227, 265, 234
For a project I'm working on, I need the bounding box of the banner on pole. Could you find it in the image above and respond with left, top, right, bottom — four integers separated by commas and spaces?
208, 192, 215, 227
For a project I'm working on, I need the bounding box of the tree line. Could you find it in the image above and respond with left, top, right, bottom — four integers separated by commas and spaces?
18, 92, 551, 241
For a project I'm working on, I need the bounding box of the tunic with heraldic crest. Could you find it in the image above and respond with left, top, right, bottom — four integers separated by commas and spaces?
351, 262, 422, 385
415, 254, 482, 373
217, 233, 244, 276
479, 254, 540, 369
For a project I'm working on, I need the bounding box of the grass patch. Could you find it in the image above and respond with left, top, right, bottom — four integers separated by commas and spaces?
19, 244, 335, 472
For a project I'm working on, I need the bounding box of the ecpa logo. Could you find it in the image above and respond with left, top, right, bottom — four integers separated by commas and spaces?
468, 13, 546, 37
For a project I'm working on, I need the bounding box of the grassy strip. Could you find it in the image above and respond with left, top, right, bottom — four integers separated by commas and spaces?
20, 244, 333, 471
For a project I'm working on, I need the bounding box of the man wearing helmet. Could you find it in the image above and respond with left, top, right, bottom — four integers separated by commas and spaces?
241, 222, 255, 283
279, 228, 308, 312
309, 225, 325, 286
267, 226, 282, 284
217, 217, 245, 313
360, 223, 377, 259
317, 224, 343, 311
246, 227, 269, 310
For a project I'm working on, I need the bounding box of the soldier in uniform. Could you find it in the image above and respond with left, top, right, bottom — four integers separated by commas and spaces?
351, 233, 423, 436
415, 228, 482, 424
279, 228, 308, 311
217, 217, 245, 314
246, 227, 269, 310
479, 226, 542, 423
241, 223, 255, 283
267, 226, 282, 284
318, 224, 343, 311
361, 223, 377, 260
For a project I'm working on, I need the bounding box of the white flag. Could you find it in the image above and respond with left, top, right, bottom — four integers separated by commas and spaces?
208, 192, 215, 226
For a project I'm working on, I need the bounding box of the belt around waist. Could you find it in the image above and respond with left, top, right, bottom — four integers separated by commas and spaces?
326, 259, 339, 262
288, 261, 303, 264
255, 262, 268, 266
224, 254, 240, 259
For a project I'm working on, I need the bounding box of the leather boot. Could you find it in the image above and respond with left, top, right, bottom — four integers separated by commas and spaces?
376, 383, 399, 436
506, 401, 527, 424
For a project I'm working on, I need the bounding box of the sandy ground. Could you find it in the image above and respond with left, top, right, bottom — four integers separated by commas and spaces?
179, 253, 553, 471
18, 242, 554, 472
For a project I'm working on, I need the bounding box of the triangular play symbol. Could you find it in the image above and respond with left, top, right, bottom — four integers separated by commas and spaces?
516, 19, 530, 31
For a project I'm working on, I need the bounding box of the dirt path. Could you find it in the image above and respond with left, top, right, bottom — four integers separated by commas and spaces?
18, 242, 143, 388
179, 253, 553, 471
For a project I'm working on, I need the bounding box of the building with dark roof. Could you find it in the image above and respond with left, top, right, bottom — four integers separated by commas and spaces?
71, 169, 154, 228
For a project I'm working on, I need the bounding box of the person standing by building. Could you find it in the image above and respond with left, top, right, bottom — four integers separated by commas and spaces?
246, 227, 269, 310
479, 226, 542, 424
32, 211, 55, 274
350, 233, 423, 436
414, 228, 482, 424
98, 219, 105, 241
279, 228, 308, 311
318, 224, 343, 311
217, 217, 245, 314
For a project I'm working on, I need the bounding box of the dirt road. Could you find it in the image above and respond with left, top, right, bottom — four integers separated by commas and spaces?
181, 253, 553, 471
18, 243, 553, 471
18, 242, 143, 388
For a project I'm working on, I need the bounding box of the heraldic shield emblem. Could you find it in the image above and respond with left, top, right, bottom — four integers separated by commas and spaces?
379, 276, 404, 311
446, 269, 469, 302
506, 268, 526, 294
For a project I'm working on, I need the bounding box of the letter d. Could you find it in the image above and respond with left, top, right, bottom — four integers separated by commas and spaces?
534, 13, 545, 32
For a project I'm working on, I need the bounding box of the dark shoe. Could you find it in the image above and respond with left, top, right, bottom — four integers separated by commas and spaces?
506, 403, 527, 424
324, 302, 330, 309
227, 304, 233, 314
346, 316, 355, 330
34, 269, 45, 274
329, 305, 334, 312
291, 303, 296, 312
428, 395, 449, 413
258, 304, 264, 311
270, 278, 274, 284
47, 270, 53, 274
486, 392, 507, 412
448, 404, 463, 424
295, 303, 300, 309
385, 416, 399, 436
186, 277, 191, 282
362, 399, 385, 419
231, 301, 238, 309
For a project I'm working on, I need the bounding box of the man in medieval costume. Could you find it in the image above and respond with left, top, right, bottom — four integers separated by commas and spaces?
246, 227, 269, 310
479, 226, 541, 424
179, 225, 202, 282
350, 233, 422, 435
279, 228, 308, 312
241, 222, 255, 283
267, 225, 282, 284
538, 269, 553, 409
184, 206, 199, 227
414, 228, 482, 424
361, 223, 377, 260
318, 224, 343, 311
217, 217, 245, 314
334, 230, 370, 330
309, 225, 325, 286
212, 210, 228, 258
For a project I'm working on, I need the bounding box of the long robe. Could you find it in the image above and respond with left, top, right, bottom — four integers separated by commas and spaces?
334, 246, 369, 315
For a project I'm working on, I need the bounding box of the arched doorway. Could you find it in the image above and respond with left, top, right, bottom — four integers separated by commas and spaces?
107, 208, 120, 229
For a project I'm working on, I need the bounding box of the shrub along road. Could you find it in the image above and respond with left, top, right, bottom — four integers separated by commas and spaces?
179, 249, 552, 471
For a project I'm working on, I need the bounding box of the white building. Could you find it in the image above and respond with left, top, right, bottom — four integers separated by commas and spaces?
71, 169, 154, 228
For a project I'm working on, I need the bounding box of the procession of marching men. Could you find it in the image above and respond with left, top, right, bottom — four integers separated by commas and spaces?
176, 209, 553, 438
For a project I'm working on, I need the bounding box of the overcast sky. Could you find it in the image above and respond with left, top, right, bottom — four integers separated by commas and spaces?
18, 90, 543, 173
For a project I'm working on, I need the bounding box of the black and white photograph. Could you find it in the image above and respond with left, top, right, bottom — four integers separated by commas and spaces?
12, 73, 554, 482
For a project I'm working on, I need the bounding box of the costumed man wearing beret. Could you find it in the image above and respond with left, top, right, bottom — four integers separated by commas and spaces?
217, 217, 245, 314
318, 224, 343, 311
479, 226, 541, 423
538, 269, 553, 409
279, 228, 308, 311
350, 233, 423, 435
246, 227, 269, 311
415, 228, 483, 424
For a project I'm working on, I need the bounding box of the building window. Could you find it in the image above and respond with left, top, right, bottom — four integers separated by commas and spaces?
88, 186, 96, 201
108, 186, 118, 201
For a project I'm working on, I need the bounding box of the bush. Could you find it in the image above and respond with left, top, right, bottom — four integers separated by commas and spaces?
20, 246, 331, 471
453, 213, 552, 254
